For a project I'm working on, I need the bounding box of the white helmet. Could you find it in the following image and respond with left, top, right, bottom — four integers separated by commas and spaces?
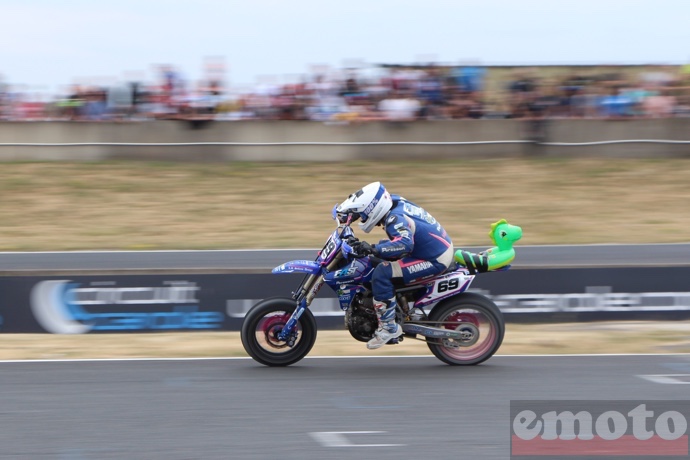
336, 182, 393, 233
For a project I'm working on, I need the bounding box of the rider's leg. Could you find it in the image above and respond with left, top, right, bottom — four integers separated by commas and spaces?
397, 257, 448, 285
368, 262, 403, 349
368, 258, 449, 349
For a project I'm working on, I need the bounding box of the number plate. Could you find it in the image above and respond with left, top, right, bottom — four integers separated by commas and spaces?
414, 272, 473, 307
319, 235, 337, 262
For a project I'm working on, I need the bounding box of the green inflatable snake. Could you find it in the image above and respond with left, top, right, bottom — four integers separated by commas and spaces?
454, 219, 523, 274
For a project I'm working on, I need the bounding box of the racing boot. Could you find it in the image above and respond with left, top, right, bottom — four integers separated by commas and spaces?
367, 298, 403, 350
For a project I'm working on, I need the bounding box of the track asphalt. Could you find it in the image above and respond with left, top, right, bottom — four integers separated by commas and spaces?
1, 354, 688, 459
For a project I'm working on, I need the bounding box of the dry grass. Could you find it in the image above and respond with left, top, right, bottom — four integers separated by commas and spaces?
1, 322, 689, 360
1, 158, 689, 251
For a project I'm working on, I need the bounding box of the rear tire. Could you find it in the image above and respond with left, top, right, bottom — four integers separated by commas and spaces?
241, 298, 317, 367
426, 292, 504, 365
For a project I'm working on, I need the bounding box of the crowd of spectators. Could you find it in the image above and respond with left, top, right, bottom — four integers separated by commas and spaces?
1, 64, 689, 122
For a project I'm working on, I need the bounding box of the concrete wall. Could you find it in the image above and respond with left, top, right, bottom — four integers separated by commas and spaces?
0, 119, 688, 161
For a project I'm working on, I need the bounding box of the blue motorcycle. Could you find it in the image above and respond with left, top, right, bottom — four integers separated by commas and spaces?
240, 209, 521, 366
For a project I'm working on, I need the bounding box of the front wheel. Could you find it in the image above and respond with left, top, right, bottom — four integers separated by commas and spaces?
426, 292, 505, 365
240, 297, 317, 366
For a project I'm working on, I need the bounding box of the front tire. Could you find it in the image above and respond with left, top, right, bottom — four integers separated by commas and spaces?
241, 297, 317, 366
426, 292, 504, 365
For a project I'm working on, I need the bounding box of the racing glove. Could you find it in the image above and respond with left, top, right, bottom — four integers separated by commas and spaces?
350, 240, 377, 258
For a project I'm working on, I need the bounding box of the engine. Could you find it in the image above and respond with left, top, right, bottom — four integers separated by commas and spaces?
344, 294, 378, 342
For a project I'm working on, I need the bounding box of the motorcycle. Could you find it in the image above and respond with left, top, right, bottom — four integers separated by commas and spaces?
241, 209, 522, 367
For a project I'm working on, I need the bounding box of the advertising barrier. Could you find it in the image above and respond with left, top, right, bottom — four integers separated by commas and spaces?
1, 266, 689, 333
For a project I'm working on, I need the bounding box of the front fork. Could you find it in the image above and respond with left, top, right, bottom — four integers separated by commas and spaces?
277, 298, 308, 343
277, 249, 345, 344
277, 251, 343, 343
277, 273, 326, 343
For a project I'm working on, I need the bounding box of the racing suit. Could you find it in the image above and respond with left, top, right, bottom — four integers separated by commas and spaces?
371, 195, 454, 305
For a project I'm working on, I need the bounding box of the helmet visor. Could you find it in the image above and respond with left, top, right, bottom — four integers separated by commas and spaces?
336, 211, 360, 224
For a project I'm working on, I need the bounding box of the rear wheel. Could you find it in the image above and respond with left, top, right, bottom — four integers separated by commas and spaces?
426, 293, 504, 365
241, 298, 317, 367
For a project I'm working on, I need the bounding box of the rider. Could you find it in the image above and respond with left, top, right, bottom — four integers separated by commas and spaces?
335, 182, 454, 349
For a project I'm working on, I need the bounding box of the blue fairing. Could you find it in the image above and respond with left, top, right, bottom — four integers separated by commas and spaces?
324, 257, 375, 310
272, 260, 321, 275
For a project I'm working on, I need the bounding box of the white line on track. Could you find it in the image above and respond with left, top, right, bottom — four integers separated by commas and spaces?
638, 374, 690, 384
0, 353, 688, 364
309, 431, 405, 448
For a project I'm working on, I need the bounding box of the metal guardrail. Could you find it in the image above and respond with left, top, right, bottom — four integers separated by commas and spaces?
1, 140, 690, 147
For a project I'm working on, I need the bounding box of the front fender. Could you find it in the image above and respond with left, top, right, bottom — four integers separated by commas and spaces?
272, 260, 321, 275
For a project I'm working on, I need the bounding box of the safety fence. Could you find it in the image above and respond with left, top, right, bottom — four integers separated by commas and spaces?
2, 139, 690, 147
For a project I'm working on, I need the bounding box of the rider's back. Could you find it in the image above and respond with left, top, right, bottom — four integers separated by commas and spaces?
384, 195, 453, 261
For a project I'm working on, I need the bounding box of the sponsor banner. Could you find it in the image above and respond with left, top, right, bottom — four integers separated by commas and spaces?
0, 266, 688, 333
474, 266, 690, 323
511, 400, 690, 459
0, 274, 306, 333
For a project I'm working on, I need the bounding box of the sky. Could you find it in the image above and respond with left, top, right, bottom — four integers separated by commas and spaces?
1, 0, 689, 96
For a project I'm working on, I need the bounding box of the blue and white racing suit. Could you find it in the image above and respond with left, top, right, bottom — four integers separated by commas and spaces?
370, 195, 454, 302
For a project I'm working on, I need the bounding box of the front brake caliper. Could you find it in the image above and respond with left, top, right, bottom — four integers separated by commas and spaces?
286, 330, 299, 348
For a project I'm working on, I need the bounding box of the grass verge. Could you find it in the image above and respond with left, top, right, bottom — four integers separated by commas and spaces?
1, 322, 688, 361
1, 158, 690, 250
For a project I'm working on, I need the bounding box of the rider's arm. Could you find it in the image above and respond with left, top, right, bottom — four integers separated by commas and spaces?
373, 214, 414, 259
